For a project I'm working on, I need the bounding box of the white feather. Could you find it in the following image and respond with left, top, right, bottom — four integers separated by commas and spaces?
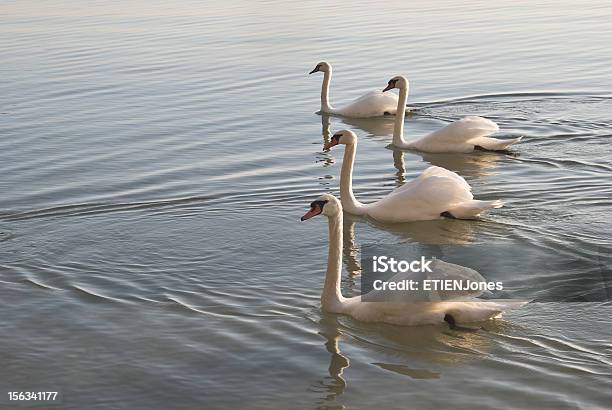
333, 132, 503, 222
386, 75, 522, 152
311, 62, 407, 118
308, 194, 529, 327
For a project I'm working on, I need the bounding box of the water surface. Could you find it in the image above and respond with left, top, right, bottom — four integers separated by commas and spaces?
1, 1, 611, 409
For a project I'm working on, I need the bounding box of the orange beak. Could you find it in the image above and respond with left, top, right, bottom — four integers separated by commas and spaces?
301, 205, 322, 221
382, 83, 394, 92
323, 139, 339, 151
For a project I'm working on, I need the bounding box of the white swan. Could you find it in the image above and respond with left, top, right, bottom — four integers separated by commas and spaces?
300, 194, 528, 326
382, 76, 522, 152
309, 62, 402, 118
324, 130, 503, 222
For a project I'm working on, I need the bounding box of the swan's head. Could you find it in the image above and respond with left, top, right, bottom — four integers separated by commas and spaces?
301, 194, 341, 221
323, 129, 357, 150
383, 75, 409, 92
309, 61, 331, 75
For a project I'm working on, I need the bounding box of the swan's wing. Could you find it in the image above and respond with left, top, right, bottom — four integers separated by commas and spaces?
432, 116, 499, 142
369, 170, 474, 222
363, 258, 488, 303
390, 166, 471, 196
363, 266, 429, 303
384, 167, 473, 209
410, 116, 499, 152
337, 91, 399, 117
424, 259, 490, 300
470, 135, 523, 150
351, 90, 397, 104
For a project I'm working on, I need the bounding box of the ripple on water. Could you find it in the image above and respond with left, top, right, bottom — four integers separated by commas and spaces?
2, 1, 612, 409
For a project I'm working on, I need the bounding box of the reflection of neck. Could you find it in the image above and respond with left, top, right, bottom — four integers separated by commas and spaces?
322, 114, 331, 143
392, 86, 409, 147
392, 149, 406, 186
342, 219, 361, 275
321, 70, 333, 112
322, 213, 344, 311
325, 335, 349, 388
339, 142, 367, 215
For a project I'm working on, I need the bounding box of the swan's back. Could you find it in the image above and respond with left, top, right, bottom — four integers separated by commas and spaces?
336, 91, 399, 118
368, 166, 473, 222
409, 116, 499, 153
343, 298, 528, 326
412, 165, 472, 193
364, 258, 488, 304
339, 257, 528, 326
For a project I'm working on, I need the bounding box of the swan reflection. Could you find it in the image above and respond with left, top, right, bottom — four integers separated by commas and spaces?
311, 310, 511, 409
344, 213, 478, 254
393, 145, 505, 179
342, 216, 361, 277
316, 114, 335, 168
339, 115, 396, 138
322, 113, 332, 143
415, 150, 504, 178
313, 314, 350, 409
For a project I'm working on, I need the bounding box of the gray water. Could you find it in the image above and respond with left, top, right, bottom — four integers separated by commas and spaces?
1, 1, 611, 409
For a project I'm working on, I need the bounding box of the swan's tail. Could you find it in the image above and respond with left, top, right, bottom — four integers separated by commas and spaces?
490, 299, 531, 310
445, 299, 530, 323
472, 136, 523, 151
448, 199, 503, 219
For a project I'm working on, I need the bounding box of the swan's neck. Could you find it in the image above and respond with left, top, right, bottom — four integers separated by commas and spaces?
392, 86, 410, 147
321, 70, 334, 113
322, 213, 344, 311
340, 142, 367, 215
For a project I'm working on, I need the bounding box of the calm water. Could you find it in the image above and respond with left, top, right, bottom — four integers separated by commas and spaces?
1, 1, 612, 409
